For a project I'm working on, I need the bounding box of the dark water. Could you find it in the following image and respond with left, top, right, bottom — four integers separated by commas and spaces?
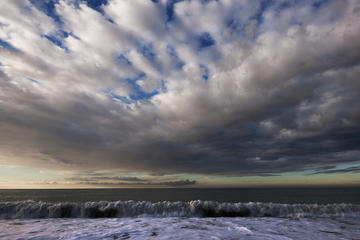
0, 187, 359, 204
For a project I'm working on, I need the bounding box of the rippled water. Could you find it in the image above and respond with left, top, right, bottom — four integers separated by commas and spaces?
1, 188, 359, 239
1, 217, 359, 240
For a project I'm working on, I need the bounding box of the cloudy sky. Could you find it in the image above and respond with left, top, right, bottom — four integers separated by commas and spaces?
0, 0, 359, 188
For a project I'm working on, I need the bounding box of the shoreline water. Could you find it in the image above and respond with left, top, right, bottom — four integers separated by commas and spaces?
1, 217, 359, 240
1, 188, 359, 239
1, 200, 360, 219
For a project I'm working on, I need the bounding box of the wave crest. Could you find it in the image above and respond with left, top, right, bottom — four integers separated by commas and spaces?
0, 200, 359, 219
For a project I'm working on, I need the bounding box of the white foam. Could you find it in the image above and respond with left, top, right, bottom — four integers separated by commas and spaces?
236, 226, 253, 234
0, 217, 359, 240
0, 200, 359, 219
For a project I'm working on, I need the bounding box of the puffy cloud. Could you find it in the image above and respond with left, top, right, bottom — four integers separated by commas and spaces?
0, 0, 360, 179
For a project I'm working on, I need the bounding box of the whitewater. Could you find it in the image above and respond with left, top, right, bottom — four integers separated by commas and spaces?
0, 200, 359, 239
1, 200, 360, 219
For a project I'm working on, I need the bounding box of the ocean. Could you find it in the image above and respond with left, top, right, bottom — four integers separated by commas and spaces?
0, 188, 359, 239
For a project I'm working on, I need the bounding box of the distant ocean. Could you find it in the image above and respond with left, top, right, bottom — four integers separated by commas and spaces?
0, 188, 359, 239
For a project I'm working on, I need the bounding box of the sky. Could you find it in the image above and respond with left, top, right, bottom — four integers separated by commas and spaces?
0, 0, 360, 188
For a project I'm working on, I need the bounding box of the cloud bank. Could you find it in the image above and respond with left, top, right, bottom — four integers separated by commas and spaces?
0, 0, 360, 179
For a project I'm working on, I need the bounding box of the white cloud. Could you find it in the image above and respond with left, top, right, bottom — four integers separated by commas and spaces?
0, 0, 359, 175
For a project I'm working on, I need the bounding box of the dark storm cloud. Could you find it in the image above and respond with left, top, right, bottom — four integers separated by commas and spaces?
0, 0, 360, 178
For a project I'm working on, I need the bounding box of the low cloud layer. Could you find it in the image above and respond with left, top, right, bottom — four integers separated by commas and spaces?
72, 179, 197, 187
48, 175, 197, 187
0, 0, 360, 180
308, 165, 360, 175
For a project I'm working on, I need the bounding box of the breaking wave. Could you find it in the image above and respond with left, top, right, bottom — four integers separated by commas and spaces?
0, 200, 359, 219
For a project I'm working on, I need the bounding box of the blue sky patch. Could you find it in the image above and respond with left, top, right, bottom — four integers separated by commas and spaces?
29, 0, 62, 24
225, 18, 248, 38
82, 0, 108, 14
116, 54, 132, 65
166, 0, 184, 22
104, 89, 131, 104
198, 32, 215, 50
312, 0, 331, 9
166, 45, 185, 69
65, 0, 109, 15
110, 92, 131, 104
42, 34, 69, 52
251, 0, 275, 25
125, 72, 159, 101
137, 42, 156, 61
0, 38, 19, 52
200, 64, 209, 81
68, 32, 81, 40
130, 89, 159, 101
0, 38, 13, 49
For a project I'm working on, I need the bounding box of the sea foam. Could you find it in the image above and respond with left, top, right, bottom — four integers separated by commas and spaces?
0, 200, 359, 219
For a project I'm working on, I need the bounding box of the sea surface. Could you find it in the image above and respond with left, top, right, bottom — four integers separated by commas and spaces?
0, 188, 359, 239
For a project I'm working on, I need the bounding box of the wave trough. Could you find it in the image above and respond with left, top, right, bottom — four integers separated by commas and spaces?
0, 200, 359, 219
